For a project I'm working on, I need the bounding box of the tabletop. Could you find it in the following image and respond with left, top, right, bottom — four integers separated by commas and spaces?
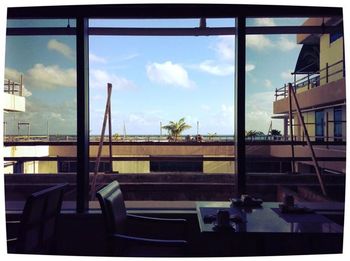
196, 201, 343, 233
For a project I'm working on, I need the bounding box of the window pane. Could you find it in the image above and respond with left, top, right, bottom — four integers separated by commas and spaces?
4, 27, 77, 209
245, 16, 345, 203
7, 19, 76, 28
88, 19, 235, 208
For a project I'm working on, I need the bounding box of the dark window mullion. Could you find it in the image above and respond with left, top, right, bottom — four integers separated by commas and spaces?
76, 17, 90, 213
235, 16, 246, 197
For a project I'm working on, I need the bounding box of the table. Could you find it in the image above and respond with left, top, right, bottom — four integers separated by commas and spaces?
197, 201, 343, 233
196, 201, 343, 256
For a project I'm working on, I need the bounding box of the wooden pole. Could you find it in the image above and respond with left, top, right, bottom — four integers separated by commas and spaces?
91, 83, 112, 200
288, 83, 327, 196
108, 88, 113, 172
288, 84, 296, 174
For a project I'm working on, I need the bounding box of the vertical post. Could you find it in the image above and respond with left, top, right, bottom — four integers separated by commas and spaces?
4, 122, 6, 139
326, 62, 329, 83
283, 117, 288, 141
91, 83, 112, 200
160, 122, 162, 141
307, 73, 310, 89
108, 90, 113, 172
294, 73, 296, 91
76, 16, 90, 213
20, 75, 23, 96
235, 16, 246, 197
275, 88, 277, 101
289, 83, 327, 196
325, 112, 329, 148
47, 119, 50, 141
288, 84, 295, 174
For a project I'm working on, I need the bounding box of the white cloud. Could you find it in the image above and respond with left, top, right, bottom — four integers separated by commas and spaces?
247, 35, 298, 52
276, 36, 298, 52
119, 53, 139, 62
47, 39, 74, 60
280, 69, 293, 81
146, 61, 195, 88
245, 64, 256, 72
90, 69, 136, 90
254, 18, 276, 27
5, 65, 75, 91
89, 53, 107, 63
201, 104, 211, 112
199, 60, 234, 76
264, 79, 273, 89
26, 64, 76, 89
246, 35, 274, 51
246, 91, 279, 132
214, 36, 234, 61
51, 112, 65, 122
196, 60, 254, 76
5, 67, 22, 81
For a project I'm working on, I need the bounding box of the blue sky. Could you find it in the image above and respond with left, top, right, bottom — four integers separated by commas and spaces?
4, 17, 305, 135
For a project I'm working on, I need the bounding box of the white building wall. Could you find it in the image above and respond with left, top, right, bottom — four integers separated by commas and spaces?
3, 93, 25, 112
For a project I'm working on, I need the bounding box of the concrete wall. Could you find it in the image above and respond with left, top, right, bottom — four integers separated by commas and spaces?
269, 144, 346, 173
203, 155, 234, 173
320, 34, 344, 85
3, 93, 25, 112
112, 155, 150, 173
273, 78, 345, 114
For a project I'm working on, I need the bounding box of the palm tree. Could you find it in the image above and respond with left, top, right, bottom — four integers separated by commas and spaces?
162, 118, 191, 142
270, 129, 281, 136
270, 129, 282, 140
245, 130, 257, 141
207, 132, 217, 141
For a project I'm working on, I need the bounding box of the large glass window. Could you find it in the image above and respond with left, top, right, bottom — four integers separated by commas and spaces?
245, 16, 345, 202
315, 110, 324, 141
3, 19, 77, 208
334, 107, 342, 141
88, 18, 235, 208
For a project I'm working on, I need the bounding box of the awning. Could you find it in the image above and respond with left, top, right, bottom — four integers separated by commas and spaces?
294, 44, 320, 74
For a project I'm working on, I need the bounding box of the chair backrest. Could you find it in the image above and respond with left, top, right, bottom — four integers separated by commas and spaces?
96, 181, 127, 235
16, 183, 67, 254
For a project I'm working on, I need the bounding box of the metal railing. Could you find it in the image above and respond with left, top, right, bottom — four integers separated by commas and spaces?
275, 60, 345, 101
4, 76, 24, 96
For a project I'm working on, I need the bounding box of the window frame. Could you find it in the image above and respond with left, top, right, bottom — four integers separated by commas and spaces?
5, 4, 343, 213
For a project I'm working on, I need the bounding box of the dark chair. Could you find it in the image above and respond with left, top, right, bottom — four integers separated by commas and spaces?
7, 183, 67, 254
96, 180, 188, 257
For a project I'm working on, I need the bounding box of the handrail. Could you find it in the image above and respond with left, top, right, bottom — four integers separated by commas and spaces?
4, 77, 23, 96
275, 59, 344, 101
4, 156, 346, 162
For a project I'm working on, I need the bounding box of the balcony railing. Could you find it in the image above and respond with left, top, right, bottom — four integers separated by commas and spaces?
275, 60, 345, 101
4, 77, 24, 97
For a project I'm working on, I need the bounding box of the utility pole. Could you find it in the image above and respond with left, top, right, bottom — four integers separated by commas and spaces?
160, 121, 162, 141
47, 119, 50, 141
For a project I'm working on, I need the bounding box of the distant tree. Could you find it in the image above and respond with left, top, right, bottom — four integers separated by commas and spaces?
162, 118, 191, 142
270, 129, 282, 140
207, 132, 217, 141
113, 133, 120, 141
255, 131, 265, 136
245, 130, 258, 140
270, 129, 281, 136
